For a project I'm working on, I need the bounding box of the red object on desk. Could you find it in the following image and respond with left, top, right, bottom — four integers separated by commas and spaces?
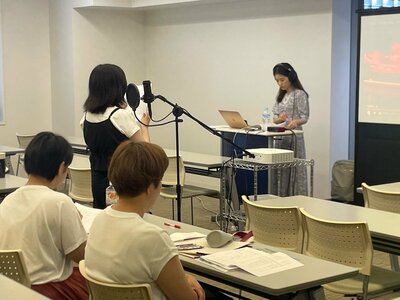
164, 222, 181, 229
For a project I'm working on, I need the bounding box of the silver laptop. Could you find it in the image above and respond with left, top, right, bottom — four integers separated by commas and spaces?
218, 110, 260, 130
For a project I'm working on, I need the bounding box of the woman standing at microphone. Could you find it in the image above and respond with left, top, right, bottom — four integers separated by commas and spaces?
80, 64, 148, 209
271, 62, 309, 196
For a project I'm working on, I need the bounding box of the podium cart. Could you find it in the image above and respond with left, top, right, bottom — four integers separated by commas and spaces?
219, 158, 314, 230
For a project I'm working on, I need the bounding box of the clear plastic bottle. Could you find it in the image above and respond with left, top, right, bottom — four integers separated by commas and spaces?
261, 107, 271, 130
106, 185, 118, 206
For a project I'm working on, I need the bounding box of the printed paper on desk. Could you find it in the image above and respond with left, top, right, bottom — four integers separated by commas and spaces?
170, 232, 206, 242
200, 247, 303, 277
176, 237, 250, 255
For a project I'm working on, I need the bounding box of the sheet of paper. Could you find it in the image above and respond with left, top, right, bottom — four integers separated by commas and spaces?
200, 247, 303, 277
170, 232, 206, 242
176, 237, 250, 255
74, 203, 102, 233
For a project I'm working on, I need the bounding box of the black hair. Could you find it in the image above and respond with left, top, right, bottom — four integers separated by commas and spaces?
24, 132, 73, 181
273, 63, 308, 103
83, 64, 127, 114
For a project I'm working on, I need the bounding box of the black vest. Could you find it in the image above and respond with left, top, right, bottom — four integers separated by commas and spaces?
83, 108, 128, 171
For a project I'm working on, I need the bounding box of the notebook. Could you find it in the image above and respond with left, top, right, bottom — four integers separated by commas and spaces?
218, 110, 261, 130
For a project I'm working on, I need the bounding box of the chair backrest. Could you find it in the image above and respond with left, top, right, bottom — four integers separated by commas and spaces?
161, 156, 185, 186
15, 133, 36, 149
241, 195, 303, 253
68, 166, 93, 203
300, 207, 373, 276
362, 182, 400, 213
0, 249, 31, 287
79, 260, 153, 300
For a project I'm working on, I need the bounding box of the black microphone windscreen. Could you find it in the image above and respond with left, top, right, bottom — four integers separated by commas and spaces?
142, 80, 155, 104
126, 83, 140, 110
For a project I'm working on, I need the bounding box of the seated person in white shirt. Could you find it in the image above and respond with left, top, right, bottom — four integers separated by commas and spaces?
84, 141, 204, 300
0, 131, 88, 300
85, 141, 233, 300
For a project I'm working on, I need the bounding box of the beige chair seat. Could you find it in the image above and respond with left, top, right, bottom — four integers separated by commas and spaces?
79, 260, 153, 300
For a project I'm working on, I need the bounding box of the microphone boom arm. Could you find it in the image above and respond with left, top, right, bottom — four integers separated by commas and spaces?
156, 95, 255, 158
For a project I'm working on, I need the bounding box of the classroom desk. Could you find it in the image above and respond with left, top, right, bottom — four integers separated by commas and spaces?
212, 125, 303, 142
0, 174, 27, 194
163, 149, 224, 177
66, 136, 224, 177
255, 195, 400, 255
66, 136, 88, 155
0, 145, 25, 175
0, 275, 50, 300
143, 213, 358, 299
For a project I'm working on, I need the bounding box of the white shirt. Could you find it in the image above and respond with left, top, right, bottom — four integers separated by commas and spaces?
0, 185, 87, 284
85, 207, 178, 300
80, 106, 140, 138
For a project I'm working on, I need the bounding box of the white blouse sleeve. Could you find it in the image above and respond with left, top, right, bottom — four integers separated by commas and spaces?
110, 108, 140, 138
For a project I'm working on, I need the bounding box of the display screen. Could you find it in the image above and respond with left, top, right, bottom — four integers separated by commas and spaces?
358, 13, 400, 124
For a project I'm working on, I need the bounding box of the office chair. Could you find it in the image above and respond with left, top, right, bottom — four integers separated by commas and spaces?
160, 156, 219, 225
79, 260, 153, 300
300, 207, 400, 299
241, 195, 303, 253
0, 249, 31, 287
15, 133, 36, 176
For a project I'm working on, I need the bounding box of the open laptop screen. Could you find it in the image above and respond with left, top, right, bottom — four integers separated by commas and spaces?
218, 110, 249, 129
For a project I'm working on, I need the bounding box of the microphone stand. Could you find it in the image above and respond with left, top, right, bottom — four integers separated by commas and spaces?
156, 95, 254, 222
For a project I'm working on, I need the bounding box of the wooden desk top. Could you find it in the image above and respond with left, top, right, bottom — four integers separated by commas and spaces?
163, 149, 224, 169
66, 137, 224, 170
0, 275, 49, 300
0, 145, 25, 155
0, 175, 27, 194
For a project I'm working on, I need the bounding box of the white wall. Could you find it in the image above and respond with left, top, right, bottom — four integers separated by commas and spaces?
0, 0, 52, 147
0, 0, 340, 198
144, 0, 333, 198
330, 0, 352, 167
72, 7, 145, 136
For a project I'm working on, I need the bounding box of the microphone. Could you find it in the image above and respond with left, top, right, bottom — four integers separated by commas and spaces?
142, 80, 155, 104
142, 80, 155, 118
126, 83, 140, 110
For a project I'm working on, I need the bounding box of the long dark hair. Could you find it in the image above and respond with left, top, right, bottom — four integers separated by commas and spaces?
273, 63, 308, 103
83, 64, 127, 114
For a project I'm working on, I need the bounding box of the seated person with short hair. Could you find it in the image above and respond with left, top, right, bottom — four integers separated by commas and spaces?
0, 132, 88, 300
85, 141, 205, 300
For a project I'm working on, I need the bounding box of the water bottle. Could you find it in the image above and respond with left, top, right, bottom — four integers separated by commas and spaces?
261, 107, 271, 130
106, 185, 118, 206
